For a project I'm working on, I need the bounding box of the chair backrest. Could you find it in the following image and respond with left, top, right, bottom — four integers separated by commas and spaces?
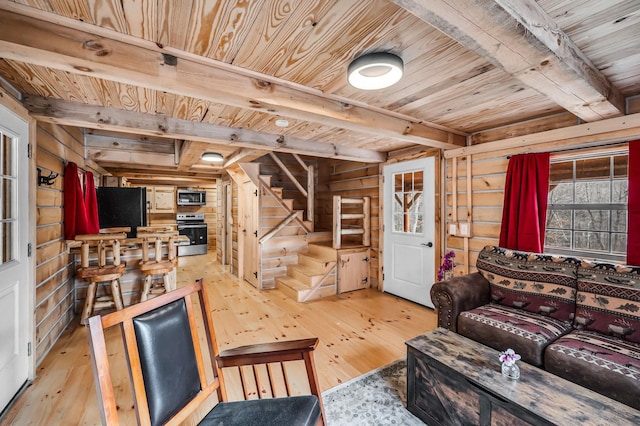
87, 280, 221, 425
137, 228, 179, 266
75, 232, 128, 271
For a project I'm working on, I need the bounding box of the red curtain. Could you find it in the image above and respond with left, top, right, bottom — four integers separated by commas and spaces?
499, 152, 550, 252
627, 140, 640, 265
64, 162, 99, 239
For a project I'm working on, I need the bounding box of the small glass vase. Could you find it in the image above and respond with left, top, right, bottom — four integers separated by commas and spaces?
443, 270, 454, 281
501, 361, 520, 380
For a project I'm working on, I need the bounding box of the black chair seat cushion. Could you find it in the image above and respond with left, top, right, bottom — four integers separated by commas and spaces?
199, 395, 321, 426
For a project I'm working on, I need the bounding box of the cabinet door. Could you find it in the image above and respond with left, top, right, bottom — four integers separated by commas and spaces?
154, 187, 175, 212
146, 187, 155, 212
242, 182, 260, 288
338, 249, 369, 293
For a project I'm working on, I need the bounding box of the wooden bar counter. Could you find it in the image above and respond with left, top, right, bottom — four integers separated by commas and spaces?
69, 235, 189, 314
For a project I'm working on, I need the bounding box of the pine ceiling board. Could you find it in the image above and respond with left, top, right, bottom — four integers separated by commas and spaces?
172, 96, 210, 122
298, 2, 419, 91
121, 0, 156, 40
155, 91, 178, 116
271, 0, 402, 88
10, 1, 53, 12
200, 102, 229, 125
231, 0, 339, 75
0, 59, 46, 97
86, 0, 127, 33
66, 72, 105, 106
90, 78, 125, 110
115, 83, 156, 113
45, 0, 92, 23
184, 0, 265, 60
156, 0, 194, 51
4, 61, 73, 100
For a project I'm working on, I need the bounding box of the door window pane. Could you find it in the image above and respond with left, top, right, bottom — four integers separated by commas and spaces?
1, 132, 16, 265
393, 171, 424, 234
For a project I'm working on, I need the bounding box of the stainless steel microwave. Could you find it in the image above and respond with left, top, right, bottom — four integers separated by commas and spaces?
177, 190, 206, 206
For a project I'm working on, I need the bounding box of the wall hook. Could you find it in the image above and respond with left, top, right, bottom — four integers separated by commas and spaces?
38, 168, 59, 186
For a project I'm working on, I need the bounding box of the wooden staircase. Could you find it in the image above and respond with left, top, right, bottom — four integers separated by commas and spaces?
276, 241, 337, 302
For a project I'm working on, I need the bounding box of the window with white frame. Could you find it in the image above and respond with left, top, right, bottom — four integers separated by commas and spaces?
545, 148, 628, 261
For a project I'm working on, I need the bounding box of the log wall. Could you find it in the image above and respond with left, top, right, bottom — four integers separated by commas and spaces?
34, 123, 100, 364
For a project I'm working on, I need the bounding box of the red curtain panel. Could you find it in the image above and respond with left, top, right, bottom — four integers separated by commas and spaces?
64, 162, 99, 240
627, 140, 640, 265
499, 152, 550, 253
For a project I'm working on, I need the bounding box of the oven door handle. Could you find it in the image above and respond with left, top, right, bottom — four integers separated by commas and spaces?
178, 224, 207, 229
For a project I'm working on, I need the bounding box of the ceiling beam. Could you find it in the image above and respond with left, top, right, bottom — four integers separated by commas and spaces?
392, 0, 624, 122
24, 95, 387, 163
0, 8, 465, 149
224, 149, 266, 168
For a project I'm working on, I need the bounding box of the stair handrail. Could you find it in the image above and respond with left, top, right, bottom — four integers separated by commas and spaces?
301, 263, 337, 303
259, 176, 312, 232
268, 152, 314, 230
259, 212, 299, 244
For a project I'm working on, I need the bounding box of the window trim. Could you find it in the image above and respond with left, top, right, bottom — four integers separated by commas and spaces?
544, 148, 628, 262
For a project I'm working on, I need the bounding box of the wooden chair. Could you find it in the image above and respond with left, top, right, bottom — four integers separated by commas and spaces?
137, 227, 178, 302
75, 231, 128, 325
86, 279, 325, 426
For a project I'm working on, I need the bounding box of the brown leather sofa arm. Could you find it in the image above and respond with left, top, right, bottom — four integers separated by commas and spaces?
430, 272, 491, 332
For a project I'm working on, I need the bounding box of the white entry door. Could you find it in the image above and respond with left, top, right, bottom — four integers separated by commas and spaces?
0, 104, 30, 412
383, 157, 436, 307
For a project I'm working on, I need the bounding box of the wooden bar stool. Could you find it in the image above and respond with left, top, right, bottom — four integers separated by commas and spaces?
137, 228, 179, 302
75, 231, 128, 325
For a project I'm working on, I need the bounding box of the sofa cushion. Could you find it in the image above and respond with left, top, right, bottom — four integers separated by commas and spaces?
545, 330, 640, 410
575, 261, 640, 344
458, 303, 572, 366
476, 246, 579, 322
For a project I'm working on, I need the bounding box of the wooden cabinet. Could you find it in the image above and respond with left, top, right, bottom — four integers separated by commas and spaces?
240, 180, 260, 288
146, 186, 176, 213
337, 247, 369, 293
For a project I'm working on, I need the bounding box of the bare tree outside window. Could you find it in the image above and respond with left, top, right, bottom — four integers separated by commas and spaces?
545, 151, 628, 261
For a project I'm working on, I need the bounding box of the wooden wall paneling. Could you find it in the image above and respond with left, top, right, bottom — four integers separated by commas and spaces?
34, 122, 85, 366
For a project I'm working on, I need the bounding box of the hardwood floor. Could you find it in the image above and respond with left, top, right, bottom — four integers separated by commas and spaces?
1, 253, 436, 425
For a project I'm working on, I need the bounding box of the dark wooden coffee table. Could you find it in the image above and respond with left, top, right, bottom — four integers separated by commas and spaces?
406, 328, 640, 425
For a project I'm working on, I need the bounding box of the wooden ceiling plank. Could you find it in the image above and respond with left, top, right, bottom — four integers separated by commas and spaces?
391, 0, 625, 122
24, 95, 387, 163
87, 147, 176, 167
0, 8, 463, 149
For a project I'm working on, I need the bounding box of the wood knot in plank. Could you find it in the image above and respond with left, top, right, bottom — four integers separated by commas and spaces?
74, 65, 93, 73
276, 136, 285, 144
230, 134, 238, 141
83, 40, 111, 57
254, 80, 271, 89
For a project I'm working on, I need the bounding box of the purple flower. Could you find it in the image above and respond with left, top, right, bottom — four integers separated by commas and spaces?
437, 250, 456, 280
499, 348, 521, 366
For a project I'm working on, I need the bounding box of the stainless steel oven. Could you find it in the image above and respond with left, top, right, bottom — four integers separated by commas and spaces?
176, 213, 208, 256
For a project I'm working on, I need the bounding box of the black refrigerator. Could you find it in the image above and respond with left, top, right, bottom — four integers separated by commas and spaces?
96, 187, 147, 238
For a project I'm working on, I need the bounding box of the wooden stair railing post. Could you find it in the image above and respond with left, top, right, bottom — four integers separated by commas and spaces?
333, 195, 342, 249
307, 164, 314, 232
363, 196, 371, 247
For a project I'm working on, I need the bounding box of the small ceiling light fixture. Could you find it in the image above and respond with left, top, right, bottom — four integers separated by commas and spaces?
275, 119, 289, 127
348, 52, 404, 90
201, 152, 224, 163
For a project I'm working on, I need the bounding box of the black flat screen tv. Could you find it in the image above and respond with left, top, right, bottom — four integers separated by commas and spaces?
96, 187, 147, 238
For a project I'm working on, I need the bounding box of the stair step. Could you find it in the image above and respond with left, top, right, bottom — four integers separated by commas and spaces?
259, 174, 272, 187
287, 263, 336, 286
308, 242, 337, 259
276, 275, 337, 303
276, 276, 311, 302
298, 253, 335, 268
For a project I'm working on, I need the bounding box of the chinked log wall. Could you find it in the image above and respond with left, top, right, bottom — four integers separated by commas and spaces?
35, 123, 101, 364
445, 98, 640, 275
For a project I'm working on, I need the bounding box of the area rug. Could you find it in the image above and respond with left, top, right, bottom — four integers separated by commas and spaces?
322, 359, 424, 425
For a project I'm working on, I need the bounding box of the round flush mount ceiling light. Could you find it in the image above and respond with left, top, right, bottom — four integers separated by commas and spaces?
275, 119, 289, 127
347, 52, 404, 90
201, 152, 224, 163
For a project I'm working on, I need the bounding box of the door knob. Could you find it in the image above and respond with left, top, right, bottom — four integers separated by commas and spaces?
421, 242, 433, 247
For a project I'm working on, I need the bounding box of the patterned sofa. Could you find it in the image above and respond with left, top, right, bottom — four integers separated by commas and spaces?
430, 245, 640, 409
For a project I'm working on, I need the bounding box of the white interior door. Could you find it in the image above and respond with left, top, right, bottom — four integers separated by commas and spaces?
383, 157, 436, 307
0, 104, 30, 412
